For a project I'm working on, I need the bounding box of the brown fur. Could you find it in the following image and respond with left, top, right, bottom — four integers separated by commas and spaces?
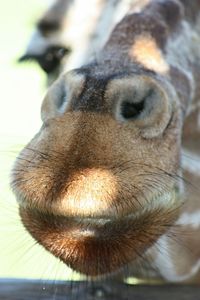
12, 0, 200, 281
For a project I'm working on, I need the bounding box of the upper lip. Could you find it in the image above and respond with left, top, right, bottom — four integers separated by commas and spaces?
61, 189, 178, 224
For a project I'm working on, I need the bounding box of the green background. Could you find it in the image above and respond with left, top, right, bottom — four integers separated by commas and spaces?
0, 0, 81, 281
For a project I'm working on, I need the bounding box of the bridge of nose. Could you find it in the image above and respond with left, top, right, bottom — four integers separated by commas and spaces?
43, 112, 135, 218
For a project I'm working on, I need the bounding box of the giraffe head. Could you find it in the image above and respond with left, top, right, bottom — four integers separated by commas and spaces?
11, 62, 183, 276
12, 0, 199, 278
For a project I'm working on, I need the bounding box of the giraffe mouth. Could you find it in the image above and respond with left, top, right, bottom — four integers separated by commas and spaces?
19, 190, 179, 277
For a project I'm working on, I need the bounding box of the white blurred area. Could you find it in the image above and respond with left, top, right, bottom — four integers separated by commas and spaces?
0, 1, 48, 139
0, 0, 79, 281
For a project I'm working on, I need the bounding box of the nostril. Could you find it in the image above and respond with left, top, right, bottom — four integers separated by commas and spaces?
110, 76, 173, 138
121, 100, 145, 120
117, 88, 155, 122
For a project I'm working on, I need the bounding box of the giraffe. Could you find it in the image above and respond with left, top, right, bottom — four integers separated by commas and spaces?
13, 0, 200, 282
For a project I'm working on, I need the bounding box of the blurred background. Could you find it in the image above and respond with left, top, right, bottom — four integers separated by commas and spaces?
0, 0, 77, 281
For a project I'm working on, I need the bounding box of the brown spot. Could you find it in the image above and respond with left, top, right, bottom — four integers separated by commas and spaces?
145, 0, 183, 32
129, 34, 169, 74
182, 110, 200, 154
181, 169, 200, 214
38, 19, 61, 34
180, 0, 200, 22
170, 66, 192, 116
37, 0, 71, 36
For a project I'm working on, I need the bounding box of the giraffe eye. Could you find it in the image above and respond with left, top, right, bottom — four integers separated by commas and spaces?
39, 46, 71, 74
19, 46, 71, 74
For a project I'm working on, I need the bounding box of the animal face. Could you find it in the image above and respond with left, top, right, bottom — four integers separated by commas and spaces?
11, 67, 183, 276
13, 0, 200, 281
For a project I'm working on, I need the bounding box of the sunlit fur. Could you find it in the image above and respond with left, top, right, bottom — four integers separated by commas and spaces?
12, 0, 200, 281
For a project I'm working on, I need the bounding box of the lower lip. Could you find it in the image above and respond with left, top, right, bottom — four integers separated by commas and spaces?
19, 191, 179, 276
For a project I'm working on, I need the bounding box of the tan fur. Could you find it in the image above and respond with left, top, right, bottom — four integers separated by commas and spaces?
129, 34, 169, 74
12, 0, 200, 281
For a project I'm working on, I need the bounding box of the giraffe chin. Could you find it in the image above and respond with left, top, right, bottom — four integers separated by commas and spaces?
19, 200, 178, 277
